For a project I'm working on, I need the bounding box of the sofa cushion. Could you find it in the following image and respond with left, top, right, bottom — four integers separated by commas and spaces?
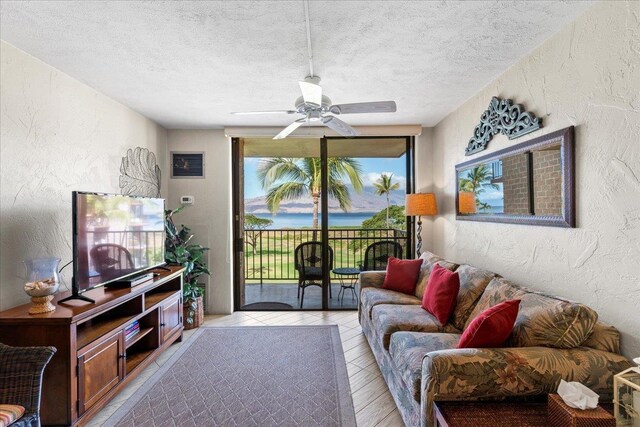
450, 264, 497, 330
421, 264, 460, 325
360, 287, 421, 319
388, 332, 461, 402
0, 404, 25, 427
382, 257, 423, 295
414, 251, 459, 299
582, 322, 622, 354
371, 304, 460, 350
458, 299, 520, 348
466, 278, 598, 349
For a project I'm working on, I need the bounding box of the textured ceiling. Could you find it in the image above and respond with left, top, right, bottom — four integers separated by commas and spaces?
0, 1, 593, 129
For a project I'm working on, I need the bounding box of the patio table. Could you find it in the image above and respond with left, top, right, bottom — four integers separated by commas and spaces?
332, 267, 360, 302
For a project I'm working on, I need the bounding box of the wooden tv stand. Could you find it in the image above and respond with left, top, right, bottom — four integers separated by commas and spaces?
0, 266, 185, 426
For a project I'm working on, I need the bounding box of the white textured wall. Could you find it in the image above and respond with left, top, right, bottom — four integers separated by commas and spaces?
428, 1, 640, 358
0, 41, 168, 310
414, 128, 435, 253
166, 130, 233, 314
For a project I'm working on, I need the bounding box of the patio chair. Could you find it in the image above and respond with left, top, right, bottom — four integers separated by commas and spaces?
361, 240, 403, 271
294, 241, 333, 308
90, 243, 134, 275
0, 343, 56, 427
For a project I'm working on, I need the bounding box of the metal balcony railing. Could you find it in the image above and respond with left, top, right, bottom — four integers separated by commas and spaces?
243, 228, 407, 283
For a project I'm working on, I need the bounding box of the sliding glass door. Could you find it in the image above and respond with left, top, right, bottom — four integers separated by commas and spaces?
233, 136, 414, 311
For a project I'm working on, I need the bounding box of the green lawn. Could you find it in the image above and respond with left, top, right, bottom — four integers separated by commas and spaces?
244, 228, 406, 283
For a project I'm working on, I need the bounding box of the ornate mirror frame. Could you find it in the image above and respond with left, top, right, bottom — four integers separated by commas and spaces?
455, 126, 575, 227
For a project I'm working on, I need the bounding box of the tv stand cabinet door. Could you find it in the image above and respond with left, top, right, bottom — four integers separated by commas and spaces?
77, 332, 124, 415
161, 295, 182, 342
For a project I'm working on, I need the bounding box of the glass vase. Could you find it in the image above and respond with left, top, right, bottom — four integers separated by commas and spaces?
23, 257, 60, 314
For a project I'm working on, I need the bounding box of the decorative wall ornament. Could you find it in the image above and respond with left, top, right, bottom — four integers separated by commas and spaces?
119, 147, 161, 197
465, 96, 542, 156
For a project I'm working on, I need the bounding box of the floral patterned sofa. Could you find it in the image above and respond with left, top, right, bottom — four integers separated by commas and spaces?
358, 251, 632, 427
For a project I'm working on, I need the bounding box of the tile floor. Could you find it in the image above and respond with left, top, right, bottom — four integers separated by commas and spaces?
87, 311, 402, 427
244, 283, 359, 310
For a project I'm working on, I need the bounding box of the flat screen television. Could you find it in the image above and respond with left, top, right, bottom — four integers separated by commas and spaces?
65, 191, 166, 301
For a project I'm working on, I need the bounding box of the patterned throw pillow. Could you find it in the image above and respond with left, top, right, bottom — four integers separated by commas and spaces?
0, 404, 25, 427
450, 264, 497, 330
466, 278, 598, 349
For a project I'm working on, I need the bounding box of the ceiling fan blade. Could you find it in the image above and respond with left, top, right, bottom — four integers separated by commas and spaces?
322, 116, 360, 137
273, 118, 306, 140
230, 110, 297, 115
329, 101, 397, 115
299, 81, 323, 106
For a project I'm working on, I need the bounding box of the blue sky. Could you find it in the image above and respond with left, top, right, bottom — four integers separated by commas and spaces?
244, 155, 407, 199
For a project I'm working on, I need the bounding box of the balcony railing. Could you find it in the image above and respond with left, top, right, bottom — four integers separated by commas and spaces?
244, 228, 407, 283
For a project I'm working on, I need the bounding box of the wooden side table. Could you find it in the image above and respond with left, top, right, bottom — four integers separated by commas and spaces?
434, 401, 614, 427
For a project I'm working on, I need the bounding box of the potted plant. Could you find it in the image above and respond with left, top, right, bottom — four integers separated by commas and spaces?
165, 207, 210, 329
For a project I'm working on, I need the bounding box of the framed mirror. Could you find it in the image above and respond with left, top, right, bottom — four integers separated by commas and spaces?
455, 126, 575, 227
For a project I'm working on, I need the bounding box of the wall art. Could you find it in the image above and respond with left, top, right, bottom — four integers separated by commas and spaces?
465, 96, 542, 156
119, 147, 162, 197
171, 152, 205, 178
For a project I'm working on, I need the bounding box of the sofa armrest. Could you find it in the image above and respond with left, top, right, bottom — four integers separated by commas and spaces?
420, 346, 632, 427
358, 270, 386, 289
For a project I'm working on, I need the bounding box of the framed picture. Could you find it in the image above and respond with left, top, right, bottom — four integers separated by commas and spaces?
171, 152, 205, 178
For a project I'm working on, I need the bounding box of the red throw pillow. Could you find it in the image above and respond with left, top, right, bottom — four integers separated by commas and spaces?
421, 264, 460, 325
382, 257, 423, 295
457, 299, 521, 348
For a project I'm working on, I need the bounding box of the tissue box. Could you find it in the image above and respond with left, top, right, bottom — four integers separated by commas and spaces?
548, 394, 615, 427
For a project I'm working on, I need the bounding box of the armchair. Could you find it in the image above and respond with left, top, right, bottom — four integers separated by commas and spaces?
0, 343, 56, 427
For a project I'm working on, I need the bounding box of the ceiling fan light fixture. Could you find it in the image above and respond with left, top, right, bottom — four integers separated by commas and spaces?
232, 5, 396, 140
308, 111, 321, 122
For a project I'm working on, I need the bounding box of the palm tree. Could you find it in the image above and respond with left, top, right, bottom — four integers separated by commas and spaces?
459, 164, 500, 212
373, 173, 400, 228
257, 157, 364, 229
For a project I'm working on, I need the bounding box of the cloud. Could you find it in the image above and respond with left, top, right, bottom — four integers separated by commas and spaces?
363, 172, 406, 189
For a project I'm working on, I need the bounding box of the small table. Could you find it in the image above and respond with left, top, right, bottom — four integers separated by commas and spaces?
332, 267, 360, 302
434, 401, 614, 427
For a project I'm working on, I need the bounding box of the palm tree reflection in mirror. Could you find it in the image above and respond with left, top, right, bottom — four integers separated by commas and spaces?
458, 165, 499, 212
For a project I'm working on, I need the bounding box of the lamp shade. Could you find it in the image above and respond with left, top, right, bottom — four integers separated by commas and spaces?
458, 191, 477, 214
406, 193, 438, 216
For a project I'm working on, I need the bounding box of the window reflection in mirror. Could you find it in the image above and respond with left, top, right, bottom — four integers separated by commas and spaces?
458, 161, 505, 214
457, 144, 563, 217
455, 126, 574, 227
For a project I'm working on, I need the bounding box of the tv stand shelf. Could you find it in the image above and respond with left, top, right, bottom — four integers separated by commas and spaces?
0, 265, 185, 427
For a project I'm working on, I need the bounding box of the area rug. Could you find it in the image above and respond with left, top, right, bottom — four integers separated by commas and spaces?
105, 326, 356, 427
241, 302, 294, 310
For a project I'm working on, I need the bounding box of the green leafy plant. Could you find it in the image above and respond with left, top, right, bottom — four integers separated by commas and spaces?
348, 205, 407, 260
165, 207, 210, 325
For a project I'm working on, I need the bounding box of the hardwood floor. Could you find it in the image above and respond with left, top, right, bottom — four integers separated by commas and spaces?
88, 311, 402, 427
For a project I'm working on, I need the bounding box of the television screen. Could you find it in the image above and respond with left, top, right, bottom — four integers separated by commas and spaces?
73, 192, 165, 292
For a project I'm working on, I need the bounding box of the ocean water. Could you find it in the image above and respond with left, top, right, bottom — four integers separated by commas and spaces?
248, 212, 375, 229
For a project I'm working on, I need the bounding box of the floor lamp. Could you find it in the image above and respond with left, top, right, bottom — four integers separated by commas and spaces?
406, 193, 438, 258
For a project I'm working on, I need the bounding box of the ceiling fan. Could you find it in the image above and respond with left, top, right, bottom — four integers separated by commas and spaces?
230, 1, 397, 140
231, 77, 397, 139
